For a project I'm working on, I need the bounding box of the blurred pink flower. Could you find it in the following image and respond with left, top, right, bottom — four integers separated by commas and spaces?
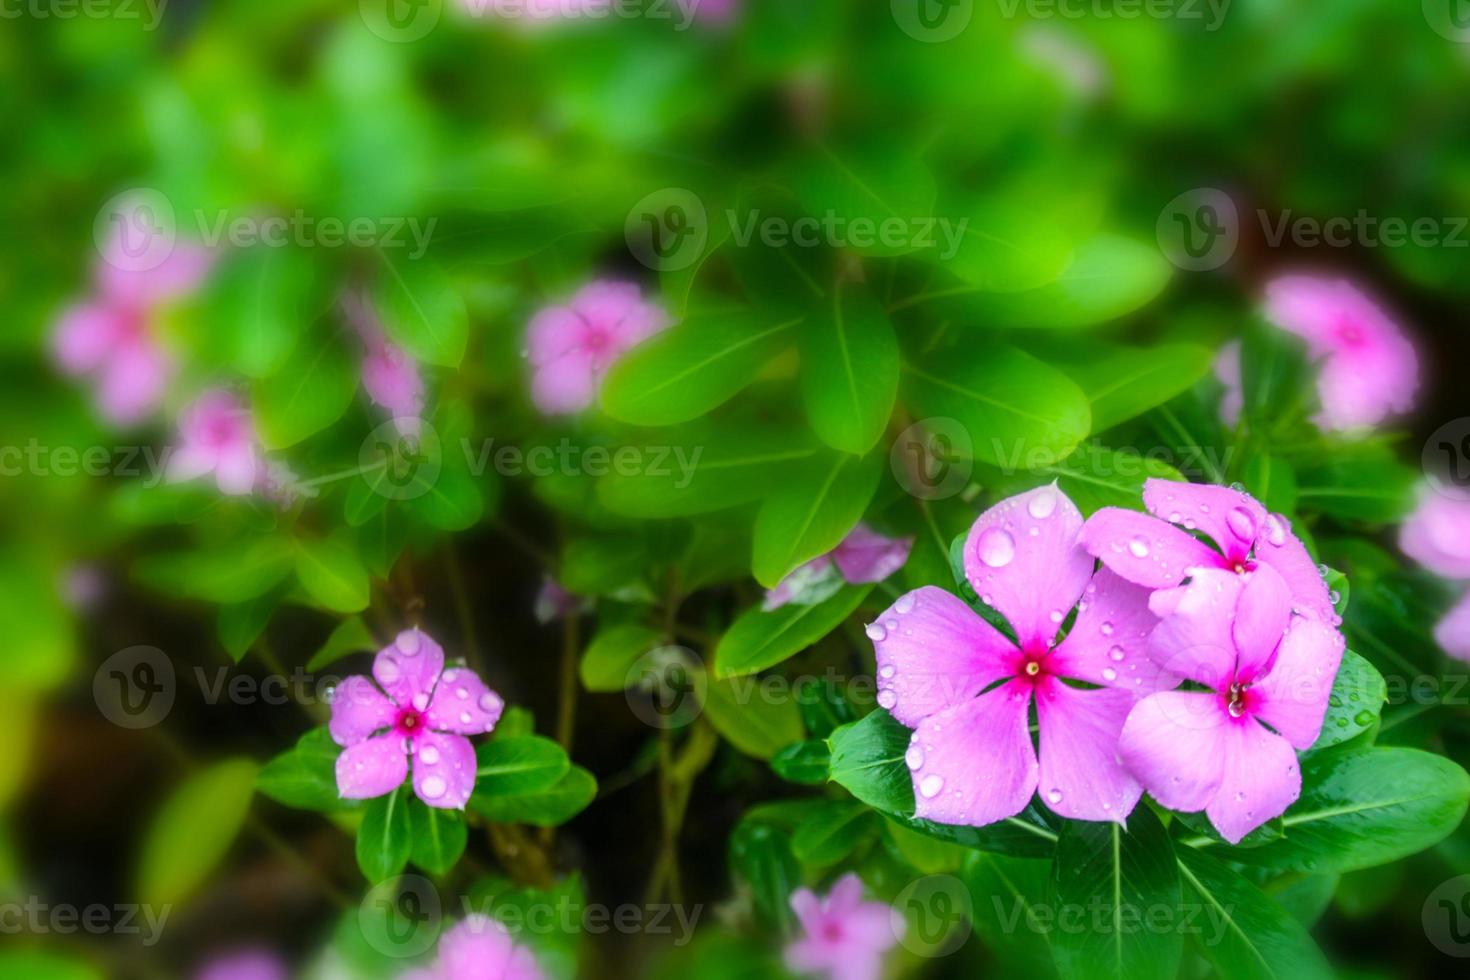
330, 630, 504, 810
525, 280, 668, 415
1118, 564, 1345, 843
1079, 478, 1337, 624
534, 577, 591, 624
1214, 339, 1242, 427
784, 873, 898, 980
1263, 275, 1418, 432
1399, 487, 1470, 663
431, 916, 543, 980
165, 390, 261, 496
194, 949, 287, 980
51, 229, 212, 426
873, 485, 1171, 827
764, 524, 914, 611
458, 0, 609, 21
342, 290, 426, 437
688, 0, 740, 24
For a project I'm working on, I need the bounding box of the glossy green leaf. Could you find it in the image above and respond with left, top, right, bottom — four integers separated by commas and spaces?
729, 819, 799, 932
714, 584, 871, 679
357, 785, 413, 882
252, 327, 358, 450
471, 736, 571, 798
257, 728, 345, 813
770, 739, 832, 785
468, 765, 596, 827
138, 758, 258, 906
703, 675, 806, 759
205, 244, 320, 378
408, 798, 468, 877
372, 255, 469, 367
580, 623, 664, 693
791, 800, 875, 866
941, 195, 1076, 291
795, 144, 937, 258
1308, 650, 1385, 752
752, 451, 881, 587
1061, 343, 1213, 433
294, 536, 371, 613
799, 282, 899, 455
306, 617, 379, 672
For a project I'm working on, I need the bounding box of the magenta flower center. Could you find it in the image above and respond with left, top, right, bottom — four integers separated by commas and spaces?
394, 706, 427, 738
820, 920, 844, 942
1333, 316, 1366, 349
1225, 681, 1255, 718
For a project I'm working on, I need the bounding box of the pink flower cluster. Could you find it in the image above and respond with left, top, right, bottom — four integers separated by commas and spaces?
400, 916, 542, 980
1399, 488, 1470, 663
870, 479, 1347, 844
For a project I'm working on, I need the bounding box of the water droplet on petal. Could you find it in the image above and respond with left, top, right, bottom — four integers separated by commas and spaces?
1100, 622, 1115, 637
866, 623, 887, 642
879, 664, 896, 680
419, 745, 441, 765
894, 593, 916, 614
1028, 490, 1057, 519
1102, 668, 1117, 682
877, 690, 897, 710
976, 527, 1017, 568
1128, 537, 1150, 558
478, 693, 500, 713
1049, 609, 1064, 624
1108, 646, 1125, 662
456, 687, 470, 700
1262, 514, 1289, 547
919, 774, 944, 798
1226, 506, 1256, 542
398, 631, 421, 656
905, 745, 925, 769
1046, 789, 1063, 804
411, 692, 429, 712
421, 776, 447, 800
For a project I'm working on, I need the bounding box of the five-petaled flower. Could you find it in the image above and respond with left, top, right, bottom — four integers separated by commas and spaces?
870, 485, 1173, 827
52, 228, 212, 426
1079, 478, 1337, 624
165, 389, 263, 497
330, 629, 504, 810
784, 873, 899, 980
399, 915, 543, 980
1118, 563, 1345, 843
524, 279, 669, 415
764, 524, 914, 611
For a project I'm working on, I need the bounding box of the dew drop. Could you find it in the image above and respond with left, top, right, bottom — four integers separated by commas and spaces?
478, 694, 500, 713
866, 623, 887, 642
1128, 537, 1150, 559
919, 774, 944, 798
1262, 514, 1289, 547
1028, 490, 1057, 519
1102, 668, 1118, 682
894, 593, 916, 615
1046, 789, 1063, 804
976, 527, 1017, 568
455, 687, 470, 700
419, 745, 441, 765
1049, 609, 1064, 624
1100, 622, 1115, 637
879, 664, 896, 680
877, 690, 897, 710
460, 711, 473, 726
421, 776, 447, 800
905, 745, 925, 770
398, 631, 422, 656
1226, 506, 1256, 542
1108, 646, 1125, 662
412, 692, 429, 712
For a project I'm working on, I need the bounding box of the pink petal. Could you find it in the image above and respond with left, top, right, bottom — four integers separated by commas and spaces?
1399, 491, 1470, 580
1231, 564, 1294, 682
830, 525, 914, 584
373, 630, 446, 708
1254, 513, 1337, 623
1436, 590, 1470, 664
97, 341, 172, 426
410, 731, 477, 810
1204, 720, 1301, 844
328, 675, 398, 746
438, 916, 542, 980
784, 938, 841, 977
99, 242, 214, 308
1252, 619, 1346, 749
530, 352, 597, 415
1117, 691, 1229, 813
963, 484, 1093, 649
907, 679, 1038, 827
164, 444, 218, 485
790, 887, 823, 934
214, 443, 259, 496
335, 733, 409, 800
1145, 568, 1242, 690
1078, 507, 1224, 591
1049, 568, 1175, 694
871, 587, 1020, 728
361, 341, 425, 423
1314, 349, 1416, 431
426, 666, 504, 735
1263, 275, 1345, 352
762, 555, 842, 611
1034, 678, 1142, 824
52, 302, 123, 375
823, 873, 865, 917
1214, 340, 1242, 427
1142, 478, 1264, 566
525, 306, 584, 366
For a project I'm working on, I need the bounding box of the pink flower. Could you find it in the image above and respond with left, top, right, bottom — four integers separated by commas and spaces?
165, 390, 262, 496
194, 949, 287, 980
764, 524, 915, 611
342, 290, 426, 437
784, 874, 898, 980
1214, 339, 1243, 427
533, 577, 591, 624
687, 0, 740, 24
1399, 487, 1470, 663
871, 485, 1174, 827
1079, 478, 1337, 624
1118, 563, 1345, 843
330, 629, 504, 810
525, 280, 669, 415
402, 916, 543, 980
1263, 274, 1418, 432
51, 229, 212, 426
458, 0, 611, 23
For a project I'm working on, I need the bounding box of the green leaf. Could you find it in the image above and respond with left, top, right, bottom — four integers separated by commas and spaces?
356, 785, 413, 882
729, 819, 800, 932
138, 758, 257, 906
1296, 449, 1416, 523
600, 309, 801, 425
1209, 748, 1470, 873
468, 765, 596, 827
1175, 848, 1333, 980
826, 710, 1058, 858
470, 736, 571, 798
257, 728, 345, 813
963, 852, 1055, 973
559, 535, 650, 596
218, 590, 280, 662
407, 463, 486, 532
791, 801, 876, 866
795, 143, 937, 258
799, 282, 899, 455
0, 952, 105, 980
905, 345, 1092, 468
941, 195, 1076, 291
408, 798, 468, 877
1061, 343, 1213, 433
134, 537, 294, 604
252, 327, 358, 449
294, 536, 371, 613
306, 617, 379, 672
580, 623, 664, 693
1032, 448, 1185, 516
770, 739, 832, 785
1308, 650, 1385, 752
1240, 454, 1300, 514
752, 451, 881, 588
715, 585, 871, 679
703, 675, 806, 759
205, 244, 321, 378
1046, 806, 1182, 980
597, 423, 819, 518
372, 255, 469, 367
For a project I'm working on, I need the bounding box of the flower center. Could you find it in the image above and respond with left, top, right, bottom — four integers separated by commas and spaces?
1226, 681, 1251, 718
1334, 317, 1366, 349
1024, 660, 1041, 677
821, 921, 844, 942
394, 706, 426, 737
